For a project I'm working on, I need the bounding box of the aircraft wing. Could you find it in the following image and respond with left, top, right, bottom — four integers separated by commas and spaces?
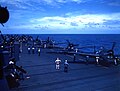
47, 49, 100, 57
77, 52, 100, 57
68, 51, 100, 57
52, 46, 64, 49
47, 50, 69, 54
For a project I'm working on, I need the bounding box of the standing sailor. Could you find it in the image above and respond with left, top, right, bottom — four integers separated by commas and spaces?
73, 54, 76, 62
96, 56, 99, 65
114, 57, 119, 66
75, 48, 78, 53
44, 43, 47, 48
55, 58, 61, 70
32, 46, 35, 54
38, 47, 41, 56
86, 56, 89, 65
28, 46, 31, 54
64, 60, 69, 72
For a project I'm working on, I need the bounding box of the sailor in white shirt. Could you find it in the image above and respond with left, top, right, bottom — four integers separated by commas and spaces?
28, 46, 31, 54
55, 58, 61, 69
38, 47, 41, 56
32, 46, 35, 54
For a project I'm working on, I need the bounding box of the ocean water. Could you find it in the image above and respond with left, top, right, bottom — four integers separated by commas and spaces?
29, 34, 120, 54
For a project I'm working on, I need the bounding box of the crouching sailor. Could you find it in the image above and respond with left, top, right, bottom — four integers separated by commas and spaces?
55, 58, 61, 70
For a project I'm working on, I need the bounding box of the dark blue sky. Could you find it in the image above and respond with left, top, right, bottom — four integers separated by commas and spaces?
0, 0, 120, 34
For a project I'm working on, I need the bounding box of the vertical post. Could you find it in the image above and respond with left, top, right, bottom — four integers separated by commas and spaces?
0, 51, 9, 91
14, 42, 19, 61
2, 51, 9, 66
0, 51, 9, 78
20, 41, 22, 53
0, 52, 3, 79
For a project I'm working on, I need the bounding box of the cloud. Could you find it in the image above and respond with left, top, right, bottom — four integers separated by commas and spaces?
70, 22, 79, 26
108, 2, 120, 6
41, 0, 88, 4
103, 20, 120, 25
0, 0, 27, 9
1, 0, 120, 34
0, 0, 89, 9
0, 0, 45, 11
8, 12, 120, 31
59, 22, 66, 25
31, 14, 107, 24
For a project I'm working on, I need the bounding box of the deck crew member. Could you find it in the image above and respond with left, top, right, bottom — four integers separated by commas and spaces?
114, 57, 119, 66
96, 56, 99, 65
38, 47, 41, 56
64, 60, 69, 72
44, 43, 47, 48
86, 56, 89, 65
27, 46, 31, 54
73, 54, 76, 62
75, 48, 78, 53
32, 46, 35, 54
55, 58, 61, 69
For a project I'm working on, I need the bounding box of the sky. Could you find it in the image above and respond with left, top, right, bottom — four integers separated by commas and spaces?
0, 0, 120, 34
